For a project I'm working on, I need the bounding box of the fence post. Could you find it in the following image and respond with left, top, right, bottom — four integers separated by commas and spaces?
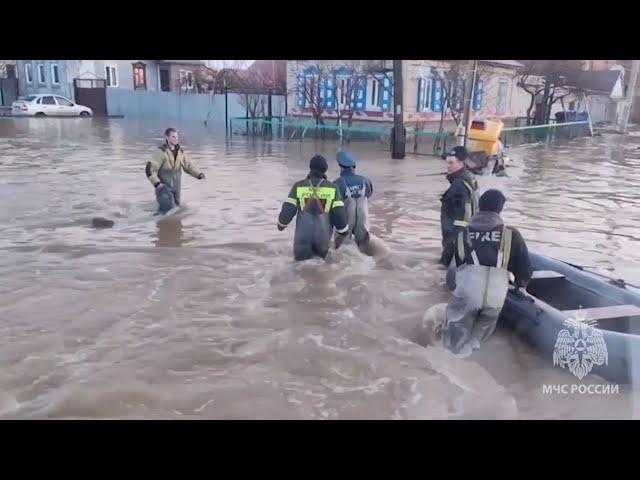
225, 88, 229, 137
267, 89, 273, 139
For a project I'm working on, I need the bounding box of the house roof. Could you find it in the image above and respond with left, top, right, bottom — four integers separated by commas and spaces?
216, 68, 250, 91
161, 60, 204, 65
563, 70, 623, 95
480, 60, 524, 69
248, 60, 286, 74
248, 60, 287, 87
216, 62, 286, 93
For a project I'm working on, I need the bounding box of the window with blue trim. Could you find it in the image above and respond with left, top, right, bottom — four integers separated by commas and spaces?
322, 75, 335, 109
417, 77, 433, 112
355, 76, 367, 111
380, 75, 392, 112
451, 77, 465, 113
337, 77, 352, 109
365, 74, 392, 112
431, 77, 443, 112
307, 75, 318, 107
473, 77, 484, 111
367, 76, 382, 110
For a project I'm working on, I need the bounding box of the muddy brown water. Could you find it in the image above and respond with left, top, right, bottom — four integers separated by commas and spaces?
1, 117, 639, 419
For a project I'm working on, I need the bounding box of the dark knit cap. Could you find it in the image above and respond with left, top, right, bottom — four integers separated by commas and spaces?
479, 189, 507, 213
309, 155, 328, 173
441, 146, 469, 161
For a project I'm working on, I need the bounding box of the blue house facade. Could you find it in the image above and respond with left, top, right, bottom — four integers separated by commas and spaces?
16, 60, 75, 100
91, 61, 160, 91
16, 60, 164, 101
291, 63, 395, 122
286, 60, 520, 127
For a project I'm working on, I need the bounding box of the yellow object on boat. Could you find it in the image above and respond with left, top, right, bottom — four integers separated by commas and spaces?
467, 119, 504, 155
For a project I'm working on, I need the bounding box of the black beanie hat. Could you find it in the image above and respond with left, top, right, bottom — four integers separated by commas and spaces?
309, 155, 328, 173
441, 146, 469, 161
479, 189, 507, 213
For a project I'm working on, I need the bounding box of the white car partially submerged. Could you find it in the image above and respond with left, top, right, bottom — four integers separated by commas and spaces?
12, 94, 93, 117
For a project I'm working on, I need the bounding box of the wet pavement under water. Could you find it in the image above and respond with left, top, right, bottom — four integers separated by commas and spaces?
1, 117, 640, 419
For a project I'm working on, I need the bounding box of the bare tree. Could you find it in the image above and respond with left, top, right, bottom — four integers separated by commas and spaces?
238, 92, 264, 117
516, 72, 545, 125
222, 65, 279, 134
424, 61, 490, 152
432, 61, 465, 152
194, 65, 217, 93
332, 60, 383, 142
293, 61, 331, 130
290, 60, 392, 141
517, 60, 583, 125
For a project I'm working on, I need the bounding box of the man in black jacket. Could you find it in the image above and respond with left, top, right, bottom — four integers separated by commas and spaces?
277, 155, 349, 261
440, 146, 479, 266
442, 189, 532, 354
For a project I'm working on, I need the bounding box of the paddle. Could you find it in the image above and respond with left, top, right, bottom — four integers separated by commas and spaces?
416, 172, 446, 177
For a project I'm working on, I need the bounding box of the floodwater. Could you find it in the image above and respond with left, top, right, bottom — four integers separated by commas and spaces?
1, 116, 640, 419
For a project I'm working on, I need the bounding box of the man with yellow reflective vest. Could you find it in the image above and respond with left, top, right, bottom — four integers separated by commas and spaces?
442, 189, 532, 354
439, 146, 479, 266
277, 155, 349, 261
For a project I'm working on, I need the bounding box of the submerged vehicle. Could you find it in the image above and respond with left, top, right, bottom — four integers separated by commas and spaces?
500, 252, 640, 385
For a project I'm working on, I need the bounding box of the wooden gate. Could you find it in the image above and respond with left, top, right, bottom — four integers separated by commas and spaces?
73, 78, 107, 116
0, 78, 18, 106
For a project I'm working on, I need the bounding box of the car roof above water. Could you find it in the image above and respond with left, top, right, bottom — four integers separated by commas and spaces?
21, 94, 71, 100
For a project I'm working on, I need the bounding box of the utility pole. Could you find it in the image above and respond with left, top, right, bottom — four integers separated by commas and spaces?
461, 60, 477, 147
619, 59, 640, 134
391, 59, 405, 159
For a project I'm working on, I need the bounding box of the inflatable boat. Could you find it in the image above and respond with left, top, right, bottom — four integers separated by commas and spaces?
499, 252, 640, 385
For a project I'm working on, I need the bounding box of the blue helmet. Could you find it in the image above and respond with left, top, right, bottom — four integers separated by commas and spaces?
336, 151, 357, 168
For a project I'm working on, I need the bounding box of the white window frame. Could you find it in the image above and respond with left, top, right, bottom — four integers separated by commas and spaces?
105, 65, 118, 88
50, 64, 60, 85
37, 64, 46, 84
366, 76, 383, 112
179, 69, 194, 91
25, 63, 33, 84
496, 78, 509, 115
337, 76, 353, 110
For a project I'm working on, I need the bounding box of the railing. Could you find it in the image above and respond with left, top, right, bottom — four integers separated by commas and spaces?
229, 117, 392, 140
228, 116, 592, 151
501, 121, 590, 147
